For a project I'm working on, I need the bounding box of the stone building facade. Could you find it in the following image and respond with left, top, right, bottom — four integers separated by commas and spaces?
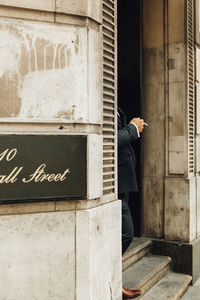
0, 1, 121, 299
0, 0, 199, 299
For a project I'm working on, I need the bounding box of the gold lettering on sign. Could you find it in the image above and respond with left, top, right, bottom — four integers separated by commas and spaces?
0, 167, 23, 184
0, 148, 17, 161
22, 164, 70, 183
0, 147, 72, 185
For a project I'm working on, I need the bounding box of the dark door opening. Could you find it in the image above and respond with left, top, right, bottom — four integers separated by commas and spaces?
118, 0, 141, 236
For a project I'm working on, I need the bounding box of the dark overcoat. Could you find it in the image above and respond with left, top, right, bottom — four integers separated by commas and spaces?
118, 108, 139, 194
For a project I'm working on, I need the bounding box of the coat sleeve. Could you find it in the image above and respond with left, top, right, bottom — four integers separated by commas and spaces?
118, 123, 139, 148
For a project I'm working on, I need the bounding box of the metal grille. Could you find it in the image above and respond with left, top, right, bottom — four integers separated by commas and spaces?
187, 0, 195, 174
102, 0, 117, 195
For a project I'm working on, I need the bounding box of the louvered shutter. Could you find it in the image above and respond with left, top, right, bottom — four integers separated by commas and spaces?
102, 0, 117, 196
195, 2, 200, 173
187, 0, 195, 175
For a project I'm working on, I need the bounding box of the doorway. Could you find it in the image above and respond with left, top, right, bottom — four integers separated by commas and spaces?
118, 0, 141, 236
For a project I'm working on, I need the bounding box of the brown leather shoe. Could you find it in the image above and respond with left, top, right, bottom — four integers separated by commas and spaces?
122, 286, 142, 299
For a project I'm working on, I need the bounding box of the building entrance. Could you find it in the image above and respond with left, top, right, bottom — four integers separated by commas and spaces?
118, 0, 141, 236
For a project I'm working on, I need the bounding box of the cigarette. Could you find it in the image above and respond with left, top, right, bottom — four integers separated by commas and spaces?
144, 122, 148, 126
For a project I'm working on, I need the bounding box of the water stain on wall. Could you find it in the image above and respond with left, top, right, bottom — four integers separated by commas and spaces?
0, 19, 87, 121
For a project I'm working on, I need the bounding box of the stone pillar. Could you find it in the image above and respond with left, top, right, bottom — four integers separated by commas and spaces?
142, 0, 198, 243
164, 0, 196, 243
142, 0, 200, 282
0, 1, 121, 299
142, 0, 165, 238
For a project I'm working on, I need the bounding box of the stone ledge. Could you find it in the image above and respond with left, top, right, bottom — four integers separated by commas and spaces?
151, 238, 200, 284
0, 201, 55, 216
55, 13, 100, 30
56, 195, 118, 212
0, 195, 119, 216
0, 123, 102, 135
0, 0, 55, 12
56, 0, 102, 24
0, 6, 101, 28
0, 1, 102, 24
0, 5, 54, 22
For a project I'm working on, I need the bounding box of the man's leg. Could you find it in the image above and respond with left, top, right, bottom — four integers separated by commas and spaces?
119, 193, 141, 299
119, 193, 134, 255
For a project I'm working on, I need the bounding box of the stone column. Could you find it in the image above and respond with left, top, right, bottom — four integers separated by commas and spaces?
142, 0, 200, 282
142, 0, 165, 238
164, 0, 196, 243
142, 0, 198, 243
0, 1, 121, 299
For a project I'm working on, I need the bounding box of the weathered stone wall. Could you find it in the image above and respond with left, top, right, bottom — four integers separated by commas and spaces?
142, 0, 198, 243
0, 1, 121, 299
0, 202, 121, 300
0, 13, 101, 123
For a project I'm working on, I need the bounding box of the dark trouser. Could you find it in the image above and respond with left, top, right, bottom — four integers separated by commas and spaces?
119, 193, 134, 255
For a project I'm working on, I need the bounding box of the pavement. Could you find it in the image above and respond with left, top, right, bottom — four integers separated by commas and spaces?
181, 277, 200, 299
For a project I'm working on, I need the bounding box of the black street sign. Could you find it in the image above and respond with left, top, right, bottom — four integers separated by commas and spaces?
0, 134, 87, 203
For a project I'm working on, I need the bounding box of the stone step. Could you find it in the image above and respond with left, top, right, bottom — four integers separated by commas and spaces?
180, 277, 200, 300
122, 237, 152, 271
140, 271, 192, 300
123, 254, 171, 297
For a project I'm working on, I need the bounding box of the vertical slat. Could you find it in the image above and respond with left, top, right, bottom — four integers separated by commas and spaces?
187, 0, 195, 175
102, 0, 117, 195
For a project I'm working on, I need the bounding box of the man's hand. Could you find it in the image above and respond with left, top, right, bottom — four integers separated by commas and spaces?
131, 118, 144, 133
